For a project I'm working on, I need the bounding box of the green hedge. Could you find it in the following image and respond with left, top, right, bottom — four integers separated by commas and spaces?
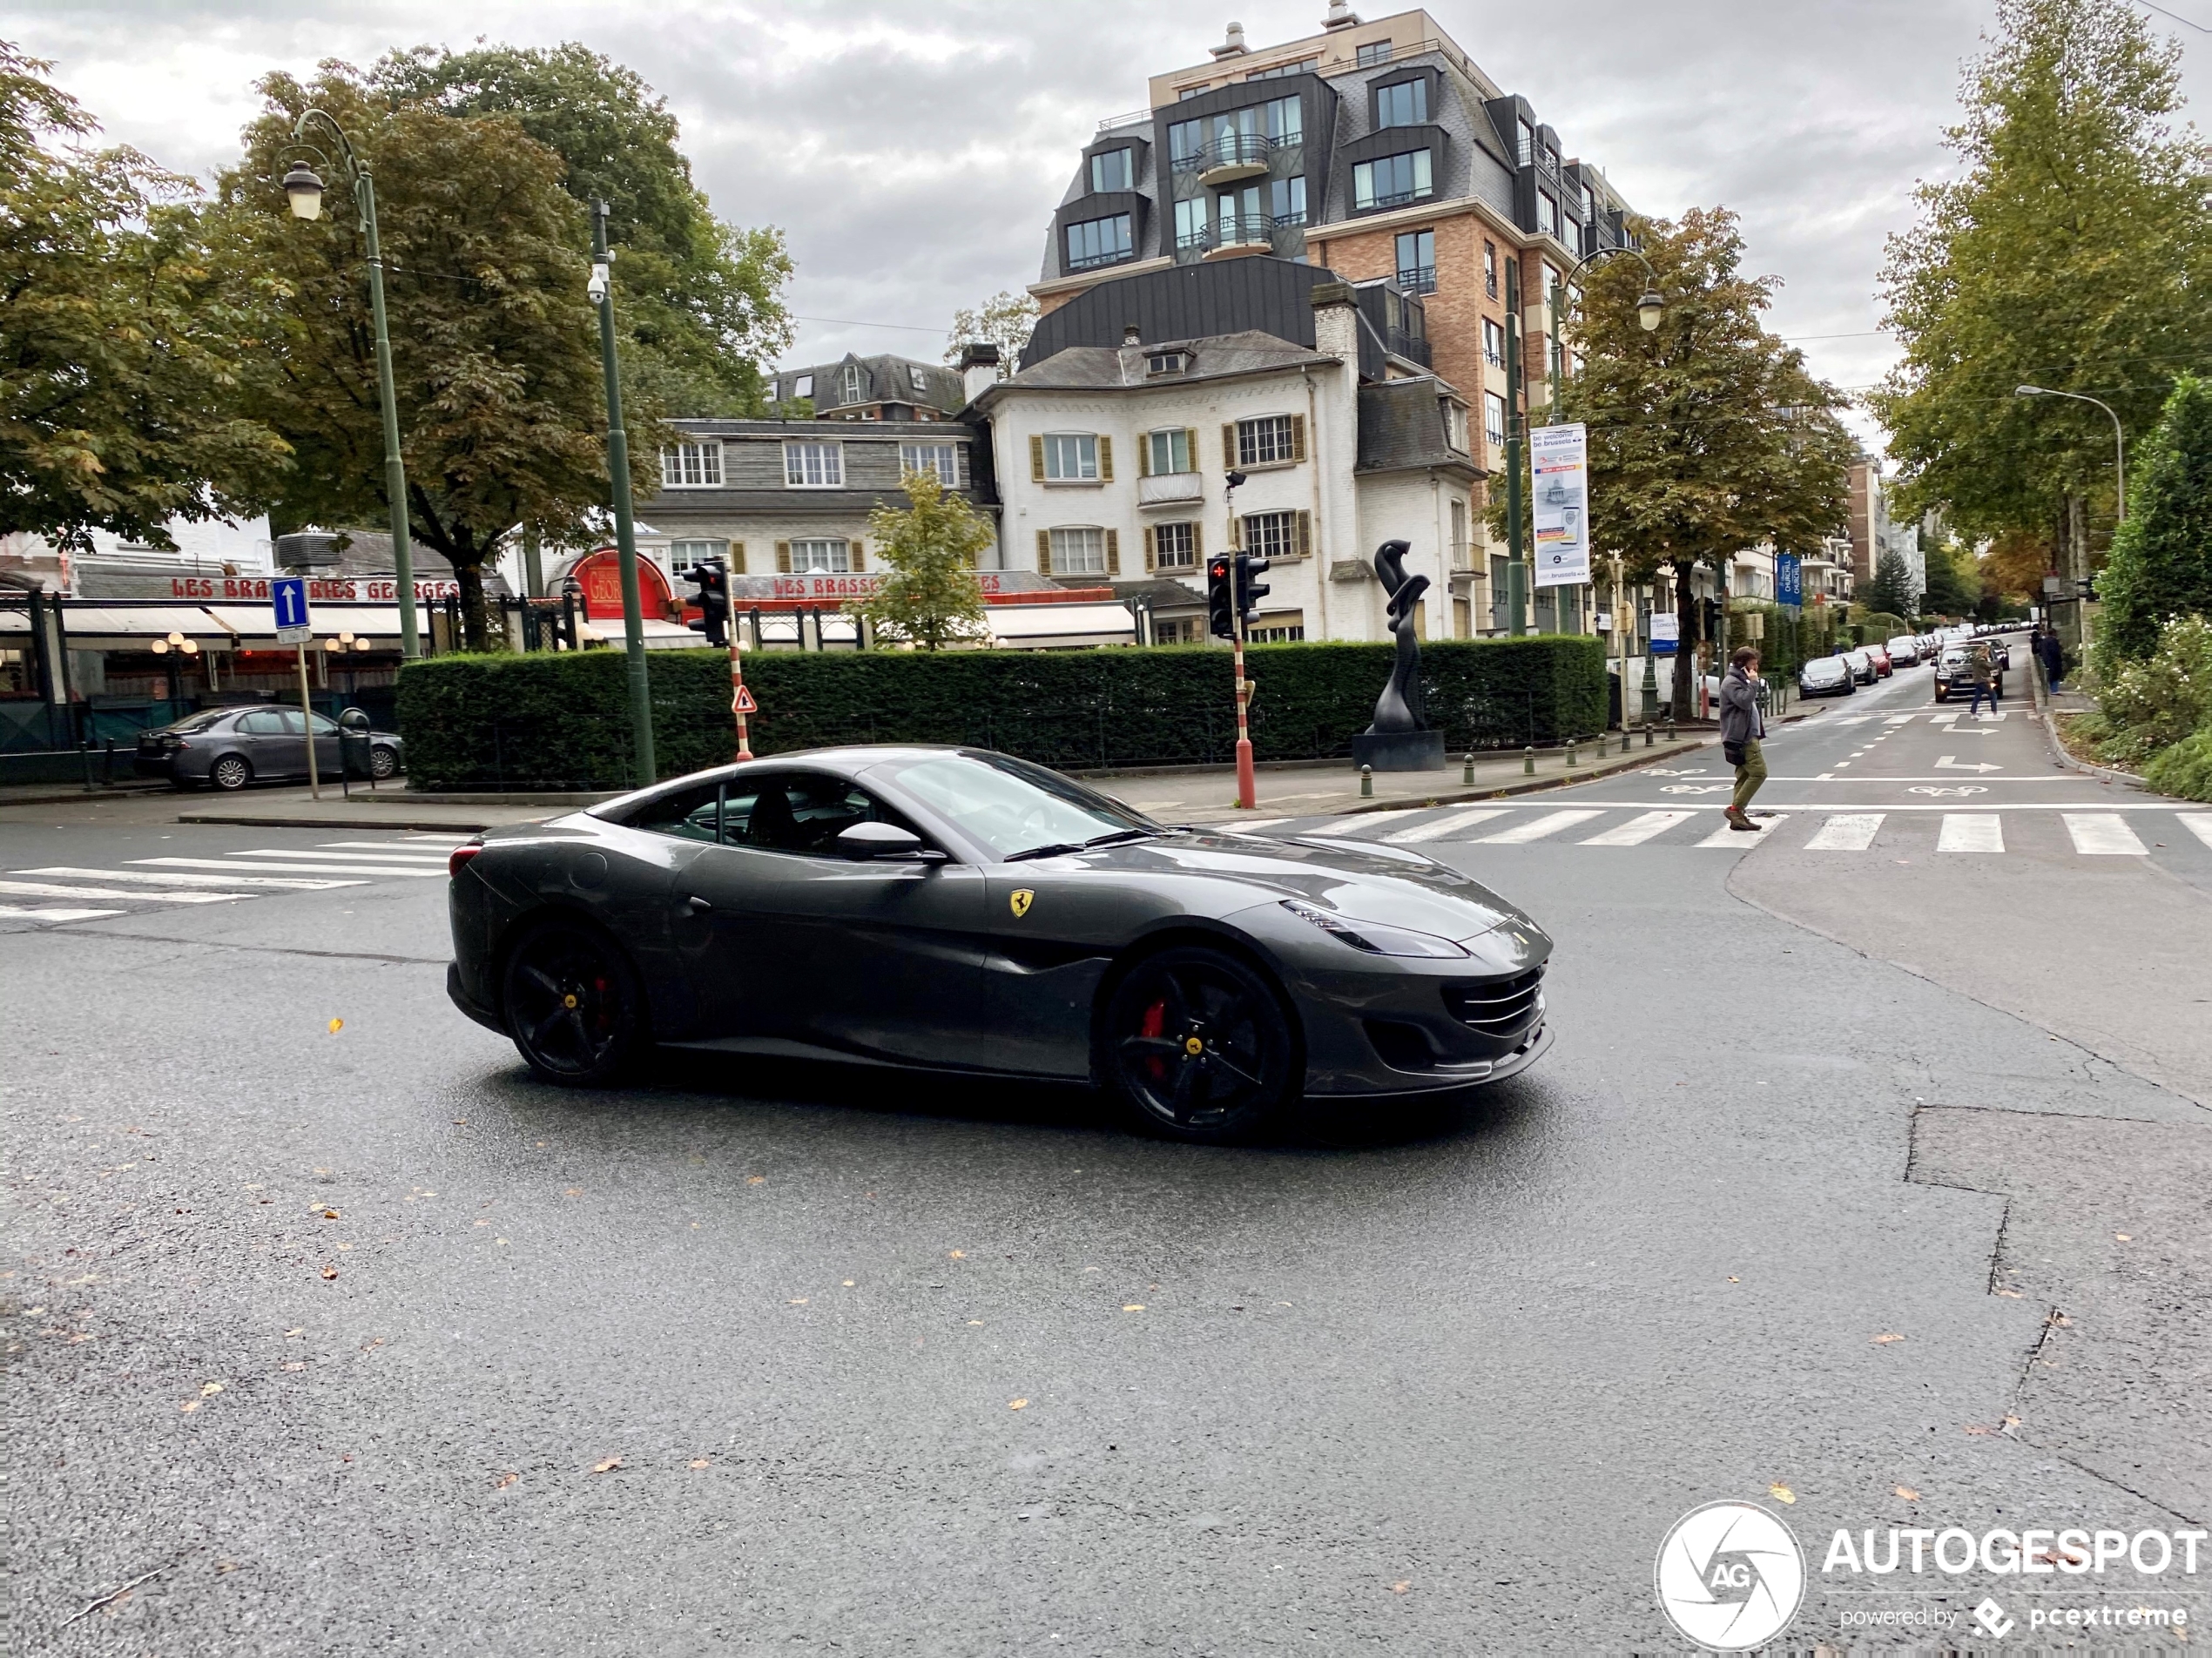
395, 636, 1608, 792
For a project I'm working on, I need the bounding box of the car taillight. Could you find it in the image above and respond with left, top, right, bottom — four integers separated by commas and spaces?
449, 843, 482, 879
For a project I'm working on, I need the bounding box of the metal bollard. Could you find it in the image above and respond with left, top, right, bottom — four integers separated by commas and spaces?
1665, 714, 1676, 742
1523, 745, 1535, 775
1359, 764, 1373, 799
1565, 737, 1579, 767
1643, 720, 1654, 748
1462, 751, 1474, 786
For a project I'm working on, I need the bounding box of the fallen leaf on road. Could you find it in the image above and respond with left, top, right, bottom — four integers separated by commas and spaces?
948, 1250, 966, 1259
1964, 1424, 1994, 1436
321, 1209, 340, 1220
589, 1456, 623, 1474
336, 1243, 352, 1251
1123, 1304, 1145, 1312
1008, 1399, 1028, 1411
841, 1279, 854, 1287
474, 1219, 489, 1227
967, 1320, 983, 1326
281, 1361, 305, 1372
2115, 1233, 2132, 1242
179, 1399, 199, 1413
327, 1019, 343, 1035
200, 1381, 224, 1397
1895, 1486, 1920, 1501
1391, 1580, 1411, 1594
1769, 1484, 1796, 1504
284, 1328, 302, 1337
788, 1297, 808, 1305
495, 1238, 508, 1246
688, 1459, 710, 1469
1994, 1287, 2022, 1297
452, 1119, 467, 1126
746, 1176, 765, 1186
320, 1266, 338, 1280
1727, 1276, 1740, 1284
494, 1473, 518, 1490
563, 1188, 582, 1197
1871, 1332, 1905, 1345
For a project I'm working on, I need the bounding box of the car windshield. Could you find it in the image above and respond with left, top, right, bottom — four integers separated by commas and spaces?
884, 751, 1159, 860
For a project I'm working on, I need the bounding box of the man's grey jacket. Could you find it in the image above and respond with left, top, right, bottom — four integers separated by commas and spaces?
1719, 667, 1766, 746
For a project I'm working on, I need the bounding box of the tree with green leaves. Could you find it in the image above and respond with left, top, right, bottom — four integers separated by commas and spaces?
1527, 206, 1855, 712
2095, 373, 2212, 669
206, 64, 655, 648
373, 43, 793, 416
844, 469, 991, 650
1919, 538, 1979, 617
1865, 549, 1917, 620
0, 42, 280, 551
944, 289, 1039, 371
1872, 0, 2212, 637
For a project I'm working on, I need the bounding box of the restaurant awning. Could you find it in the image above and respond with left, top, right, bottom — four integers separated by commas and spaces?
985, 602, 1136, 650
205, 603, 409, 647
0, 603, 235, 649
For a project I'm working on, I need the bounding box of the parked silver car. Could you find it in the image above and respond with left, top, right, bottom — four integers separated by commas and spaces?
136, 707, 404, 790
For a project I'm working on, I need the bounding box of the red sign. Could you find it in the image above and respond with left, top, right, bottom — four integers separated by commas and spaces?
168, 576, 463, 602
570, 547, 675, 621
732, 685, 757, 714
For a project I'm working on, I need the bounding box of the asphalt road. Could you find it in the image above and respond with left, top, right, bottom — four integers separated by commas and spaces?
7, 643, 2209, 1654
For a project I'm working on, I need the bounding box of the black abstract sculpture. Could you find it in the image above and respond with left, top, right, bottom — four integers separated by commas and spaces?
1350, 538, 1447, 772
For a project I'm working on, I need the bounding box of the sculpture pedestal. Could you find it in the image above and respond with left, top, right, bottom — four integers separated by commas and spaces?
1351, 730, 1447, 772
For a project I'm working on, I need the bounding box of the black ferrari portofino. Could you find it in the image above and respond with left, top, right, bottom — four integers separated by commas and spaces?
446, 747, 1553, 1142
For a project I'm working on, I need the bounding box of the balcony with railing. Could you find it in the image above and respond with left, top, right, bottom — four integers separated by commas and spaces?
1386, 327, 1432, 366
1192, 132, 1275, 185
1138, 472, 1205, 509
1396, 263, 1436, 294
1200, 211, 1276, 260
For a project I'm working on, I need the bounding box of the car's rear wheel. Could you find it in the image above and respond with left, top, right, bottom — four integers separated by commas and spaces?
209, 753, 252, 791
368, 744, 400, 779
501, 917, 647, 1087
1101, 944, 1298, 1144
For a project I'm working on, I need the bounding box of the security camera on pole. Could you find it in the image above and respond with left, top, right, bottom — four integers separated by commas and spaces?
1209, 469, 1261, 809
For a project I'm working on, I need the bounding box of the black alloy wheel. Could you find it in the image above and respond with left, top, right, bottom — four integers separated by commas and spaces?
368, 744, 400, 779
501, 919, 645, 1087
1102, 945, 1298, 1143
209, 753, 253, 791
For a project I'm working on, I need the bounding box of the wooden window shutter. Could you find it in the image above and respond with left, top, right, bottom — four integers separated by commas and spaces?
1098, 435, 1114, 481
1105, 529, 1120, 576
849, 540, 865, 572
1290, 414, 1308, 462
1136, 435, 1151, 478
1036, 529, 1052, 574
1222, 422, 1238, 469
1184, 428, 1199, 469
775, 541, 792, 573
1296, 511, 1312, 558
1143, 525, 1157, 572
731, 542, 746, 574
1029, 435, 1046, 482
1190, 522, 1203, 557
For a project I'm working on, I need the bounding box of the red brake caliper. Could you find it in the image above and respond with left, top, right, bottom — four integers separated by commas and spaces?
1139, 1000, 1167, 1082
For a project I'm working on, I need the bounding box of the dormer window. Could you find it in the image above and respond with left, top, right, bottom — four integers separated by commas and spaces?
1089, 148, 1133, 192
792, 374, 813, 399
1145, 350, 1190, 377
840, 363, 867, 404
909, 365, 930, 392
1376, 79, 1426, 128
1517, 118, 1534, 166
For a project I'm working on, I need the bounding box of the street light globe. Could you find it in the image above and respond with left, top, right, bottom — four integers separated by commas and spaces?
2015, 385, 2047, 397
282, 161, 325, 221
151, 638, 169, 655
1637, 290, 1665, 333
181, 639, 200, 657
166, 631, 185, 646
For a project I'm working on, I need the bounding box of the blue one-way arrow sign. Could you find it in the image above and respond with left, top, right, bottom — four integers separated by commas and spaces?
272, 575, 312, 644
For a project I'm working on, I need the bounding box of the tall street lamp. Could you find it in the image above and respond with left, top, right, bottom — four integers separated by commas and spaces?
2016, 384, 2125, 650
590, 199, 657, 787
281, 112, 421, 658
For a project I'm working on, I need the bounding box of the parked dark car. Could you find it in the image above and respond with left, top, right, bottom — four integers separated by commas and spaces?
446, 746, 1555, 1144
1841, 647, 1878, 685
1933, 645, 2002, 703
137, 707, 404, 790
1798, 656, 1855, 698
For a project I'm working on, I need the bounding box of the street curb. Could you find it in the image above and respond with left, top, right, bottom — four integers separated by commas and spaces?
0, 785, 168, 808
393, 790, 624, 806
1330, 730, 1726, 814
2037, 704, 2155, 792
175, 811, 545, 832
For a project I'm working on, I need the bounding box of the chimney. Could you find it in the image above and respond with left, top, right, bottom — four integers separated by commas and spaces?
1310, 280, 1359, 361
1211, 21, 1247, 58
958, 340, 1001, 405
1322, 0, 1360, 28
1123, 323, 1142, 347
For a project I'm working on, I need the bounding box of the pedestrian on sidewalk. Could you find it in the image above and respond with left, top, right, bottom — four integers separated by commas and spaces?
1966, 646, 1998, 716
2038, 627, 2066, 692
1720, 645, 1767, 832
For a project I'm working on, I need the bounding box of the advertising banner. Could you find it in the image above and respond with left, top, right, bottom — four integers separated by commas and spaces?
1649, 610, 1680, 656
1529, 422, 1590, 589
1776, 552, 1804, 608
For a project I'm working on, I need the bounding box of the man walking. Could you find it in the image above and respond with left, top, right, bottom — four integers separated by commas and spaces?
1720, 645, 1767, 832
2038, 626, 2066, 692
1966, 645, 1998, 717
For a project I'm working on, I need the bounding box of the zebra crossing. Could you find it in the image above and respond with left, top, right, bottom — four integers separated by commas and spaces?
1251, 806, 2212, 859
0, 835, 463, 923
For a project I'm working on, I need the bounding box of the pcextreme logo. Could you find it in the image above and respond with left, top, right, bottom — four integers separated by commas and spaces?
1656, 1501, 1806, 1651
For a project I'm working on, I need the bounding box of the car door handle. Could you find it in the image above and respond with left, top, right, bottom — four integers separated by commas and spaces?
685, 895, 713, 913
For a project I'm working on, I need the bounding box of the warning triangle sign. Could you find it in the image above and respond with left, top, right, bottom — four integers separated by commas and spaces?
732, 685, 758, 714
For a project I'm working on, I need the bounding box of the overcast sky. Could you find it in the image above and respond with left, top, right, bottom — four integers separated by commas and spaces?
10, 0, 2209, 453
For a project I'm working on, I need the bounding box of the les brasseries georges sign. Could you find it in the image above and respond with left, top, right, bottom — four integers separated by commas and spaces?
167, 576, 463, 602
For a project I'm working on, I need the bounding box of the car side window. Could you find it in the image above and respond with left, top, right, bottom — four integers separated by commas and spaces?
307, 711, 339, 735
237, 711, 285, 735
630, 779, 727, 843
738, 772, 914, 857
273, 708, 307, 736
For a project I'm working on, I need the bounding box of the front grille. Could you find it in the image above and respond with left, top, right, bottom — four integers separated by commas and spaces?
1443, 967, 1546, 1040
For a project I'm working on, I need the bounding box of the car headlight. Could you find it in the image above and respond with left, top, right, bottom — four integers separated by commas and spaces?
1280, 899, 1468, 958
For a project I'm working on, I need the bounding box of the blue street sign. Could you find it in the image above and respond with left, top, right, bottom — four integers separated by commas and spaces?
272, 575, 312, 644
1775, 553, 1803, 609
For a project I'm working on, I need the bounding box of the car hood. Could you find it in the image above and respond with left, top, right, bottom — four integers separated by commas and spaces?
1035, 828, 1544, 944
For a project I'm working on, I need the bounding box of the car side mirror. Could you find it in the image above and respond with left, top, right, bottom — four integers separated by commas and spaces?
835, 821, 939, 862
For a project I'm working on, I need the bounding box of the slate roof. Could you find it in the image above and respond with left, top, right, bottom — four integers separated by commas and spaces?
1355, 379, 1483, 477
767, 352, 965, 415
988, 330, 1332, 397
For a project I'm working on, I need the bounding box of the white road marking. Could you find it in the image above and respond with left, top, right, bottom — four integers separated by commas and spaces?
231, 847, 448, 863
1805, 814, 1885, 851
2177, 814, 2212, 850
132, 858, 444, 878
1382, 806, 1511, 843
315, 841, 465, 854
1696, 823, 1761, 847
1884, 716, 1914, 725
2063, 815, 2147, 856
1937, 815, 2004, 853
1580, 810, 1694, 846
0, 905, 123, 920
0, 880, 248, 904
1332, 808, 1440, 838
1218, 819, 1291, 832
21, 866, 365, 890
1475, 809, 1606, 844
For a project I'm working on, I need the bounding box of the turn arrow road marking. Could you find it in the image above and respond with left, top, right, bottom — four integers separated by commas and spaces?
1935, 756, 2003, 772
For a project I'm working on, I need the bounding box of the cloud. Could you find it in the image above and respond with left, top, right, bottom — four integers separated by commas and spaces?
17, 0, 2212, 447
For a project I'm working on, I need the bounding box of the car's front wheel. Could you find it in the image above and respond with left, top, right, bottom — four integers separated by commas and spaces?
1100, 944, 1298, 1144
501, 917, 647, 1087
209, 753, 252, 791
368, 744, 400, 779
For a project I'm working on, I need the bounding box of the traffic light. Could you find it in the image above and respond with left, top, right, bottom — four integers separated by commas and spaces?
1234, 554, 1271, 630
683, 558, 731, 647
1700, 596, 1721, 644
1206, 555, 1236, 641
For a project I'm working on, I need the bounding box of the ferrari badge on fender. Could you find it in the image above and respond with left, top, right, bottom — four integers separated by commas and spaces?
1009, 889, 1034, 918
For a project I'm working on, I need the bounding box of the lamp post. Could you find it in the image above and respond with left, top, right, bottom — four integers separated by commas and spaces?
589, 199, 658, 788
281, 113, 420, 659
2016, 384, 2124, 651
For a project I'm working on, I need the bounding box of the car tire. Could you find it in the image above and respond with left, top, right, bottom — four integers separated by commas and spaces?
500, 916, 649, 1088
209, 753, 253, 791
1099, 943, 1299, 1145
368, 745, 400, 779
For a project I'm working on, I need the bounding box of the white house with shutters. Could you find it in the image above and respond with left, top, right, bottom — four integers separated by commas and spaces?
970, 285, 1480, 645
